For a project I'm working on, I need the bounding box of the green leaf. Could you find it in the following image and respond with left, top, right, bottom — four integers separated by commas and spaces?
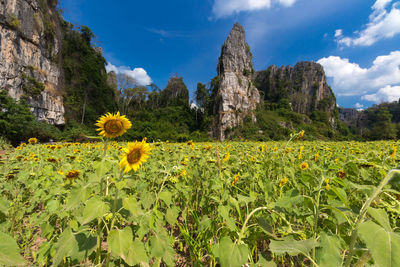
65, 186, 88, 211
108, 227, 134, 264
0, 196, 9, 216
126, 239, 149, 266
79, 196, 109, 225
358, 220, 400, 267
367, 207, 392, 231
53, 227, 78, 266
218, 205, 237, 231
269, 237, 318, 257
71, 232, 97, 262
123, 196, 143, 216
316, 232, 342, 267
165, 206, 179, 226
149, 235, 166, 258
330, 186, 348, 206
254, 254, 277, 267
199, 215, 211, 231
0, 231, 26, 266
159, 191, 173, 206
212, 236, 249, 267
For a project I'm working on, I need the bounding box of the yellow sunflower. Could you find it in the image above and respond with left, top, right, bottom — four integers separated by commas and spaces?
119, 140, 151, 173
28, 137, 38, 144
300, 162, 309, 170
95, 112, 132, 138
279, 177, 288, 187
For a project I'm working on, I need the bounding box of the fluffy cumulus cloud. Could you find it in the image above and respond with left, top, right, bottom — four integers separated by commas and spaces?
317, 51, 400, 103
105, 63, 152, 86
362, 85, 400, 103
335, 0, 400, 47
354, 102, 364, 109
212, 0, 296, 18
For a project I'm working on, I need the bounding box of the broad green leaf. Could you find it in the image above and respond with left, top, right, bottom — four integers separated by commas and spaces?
53, 227, 78, 266
71, 232, 97, 262
126, 239, 149, 266
254, 254, 277, 267
218, 205, 237, 231
316, 232, 342, 267
159, 191, 173, 206
367, 207, 392, 231
0, 196, 9, 216
257, 217, 278, 239
212, 236, 249, 267
165, 206, 179, 225
149, 234, 166, 258
123, 196, 143, 216
65, 186, 88, 211
330, 186, 348, 206
79, 196, 109, 225
108, 227, 134, 263
0, 231, 26, 266
269, 237, 318, 257
358, 220, 400, 267
141, 193, 155, 210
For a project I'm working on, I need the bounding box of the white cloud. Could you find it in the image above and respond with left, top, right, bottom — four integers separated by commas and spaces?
317, 51, 400, 97
212, 0, 296, 18
334, 29, 343, 38
335, 0, 400, 47
362, 85, 400, 103
106, 63, 152, 86
355, 102, 364, 108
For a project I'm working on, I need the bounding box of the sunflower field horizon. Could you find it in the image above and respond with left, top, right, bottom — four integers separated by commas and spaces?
1, 111, 400, 266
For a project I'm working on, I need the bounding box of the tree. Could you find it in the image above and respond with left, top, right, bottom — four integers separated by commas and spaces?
195, 82, 209, 110
369, 107, 397, 140
116, 73, 137, 114
0, 91, 35, 145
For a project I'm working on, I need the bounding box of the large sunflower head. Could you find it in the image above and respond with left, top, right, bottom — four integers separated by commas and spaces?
119, 139, 151, 173
95, 112, 132, 139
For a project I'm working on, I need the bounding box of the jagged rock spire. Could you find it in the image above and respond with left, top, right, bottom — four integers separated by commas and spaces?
212, 23, 260, 141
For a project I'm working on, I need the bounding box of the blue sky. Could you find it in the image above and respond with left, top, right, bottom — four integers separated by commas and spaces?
59, 0, 400, 109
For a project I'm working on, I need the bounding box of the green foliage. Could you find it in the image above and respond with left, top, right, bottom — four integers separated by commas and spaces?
21, 73, 45, 96
0, 137, 12, 151
2, 137, 400, 266
8, 14, 20, 30
61, 21, 117, 123
0, 91, 35, 145
161, 76, 189, 107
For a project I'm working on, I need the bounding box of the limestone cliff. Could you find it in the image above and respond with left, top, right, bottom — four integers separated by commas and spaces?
212, 23, 260, 141
0, 0, 65, 125
254, 62, 336, 125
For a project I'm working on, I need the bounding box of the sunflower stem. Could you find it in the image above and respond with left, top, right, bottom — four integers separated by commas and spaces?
344, 169, 400, 267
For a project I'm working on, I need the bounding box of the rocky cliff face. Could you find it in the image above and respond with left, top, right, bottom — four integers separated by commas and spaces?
254, 62, 336, 125
0, 0, 65, 125
212, 23, 260, 141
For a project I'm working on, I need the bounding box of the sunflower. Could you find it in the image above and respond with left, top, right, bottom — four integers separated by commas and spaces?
297, 130, 305, 139
222, 152, 230, 163
231, 173, 240, 186
28, 137, 38, 144
300, 162, 309, 170
279, 177, 288, 187
95, 112, 132, 138
119, 140, 151, 173
65, 170, 80, 179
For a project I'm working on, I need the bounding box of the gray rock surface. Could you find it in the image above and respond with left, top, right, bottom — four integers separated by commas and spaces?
213, 23, 260, 141
0, 0, 65, 125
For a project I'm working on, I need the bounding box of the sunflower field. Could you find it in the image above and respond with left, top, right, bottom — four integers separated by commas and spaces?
1, 114, 400, 266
